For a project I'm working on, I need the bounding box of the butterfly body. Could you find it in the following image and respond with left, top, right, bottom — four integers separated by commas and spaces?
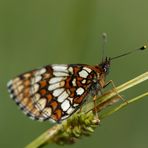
7, 58, 110, 122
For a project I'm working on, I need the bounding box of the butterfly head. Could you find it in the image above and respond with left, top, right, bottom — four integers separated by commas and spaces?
99, 57, 111, 75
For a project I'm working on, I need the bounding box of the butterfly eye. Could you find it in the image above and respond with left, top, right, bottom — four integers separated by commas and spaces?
103, 65, 110, 74
103, 67, 107, 72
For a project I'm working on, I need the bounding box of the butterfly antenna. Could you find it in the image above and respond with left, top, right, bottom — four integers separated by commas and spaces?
111, 44, 147, 60
101, 32, 108, 62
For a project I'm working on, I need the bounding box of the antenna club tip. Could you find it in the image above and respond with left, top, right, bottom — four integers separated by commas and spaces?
144, 45, 147, 49
140, 45, 147, 50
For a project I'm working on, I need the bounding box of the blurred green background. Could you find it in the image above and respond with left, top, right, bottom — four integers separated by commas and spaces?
0, 0, 148, 147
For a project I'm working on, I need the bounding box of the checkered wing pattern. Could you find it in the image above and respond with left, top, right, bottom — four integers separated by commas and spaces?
7, 64, 98, 122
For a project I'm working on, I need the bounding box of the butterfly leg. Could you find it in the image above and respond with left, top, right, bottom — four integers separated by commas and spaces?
104, 80, 127, 103
93, 95, 100, 124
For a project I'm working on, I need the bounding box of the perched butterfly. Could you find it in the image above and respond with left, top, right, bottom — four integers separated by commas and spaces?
7, 60, 110, 123
7, 45, 146, 123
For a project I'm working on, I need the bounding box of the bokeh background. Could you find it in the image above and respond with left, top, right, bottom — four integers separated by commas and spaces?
0, 0, 148, 148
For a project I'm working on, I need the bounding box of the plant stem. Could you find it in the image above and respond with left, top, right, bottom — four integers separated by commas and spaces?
99, 92, 148, 119
25, 72, 148, 148
25, 124, 61, 148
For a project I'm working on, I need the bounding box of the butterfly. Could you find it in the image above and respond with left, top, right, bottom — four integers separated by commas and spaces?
7, 58, 110, 123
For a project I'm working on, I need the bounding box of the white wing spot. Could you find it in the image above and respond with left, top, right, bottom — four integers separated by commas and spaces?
52, 65, 68, 72
57, 91, 69, 103
82, 79, 86, 84
31, 75, 42, 84
7, 80, 13, 87
38, 117, 45, 121
49, 118, 56, 123
42, 107, 52, 118
35, 68, 46, 76
53, 72, 69, 77
48, 81, 65, 91
72, 78, 77, 86
32, 93, 41, 103
30, 84, 39, 94
79, 70, 88, 78
67, 107, 75, 114
35, 98, 47, 110
10, 94, 14, 99
73, 103, 79, 107
83, 67, 92, 73
40, 68, 46, 74
61, 115, 69, 120
61, 99, 70, 111
68, 67, 73, 74
53, 88, 64, 97
76, 87, 84, 95
49, 77, 66, 84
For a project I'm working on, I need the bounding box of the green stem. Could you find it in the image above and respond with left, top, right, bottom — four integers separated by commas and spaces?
100, 92, 148, 119
25, 72, 148, 148
25, 124, 61, 148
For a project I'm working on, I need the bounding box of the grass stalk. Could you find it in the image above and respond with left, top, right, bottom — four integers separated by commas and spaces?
26, 72, 148, 148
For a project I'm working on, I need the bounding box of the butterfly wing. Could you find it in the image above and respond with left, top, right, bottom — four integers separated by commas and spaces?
7, 64, 97, 122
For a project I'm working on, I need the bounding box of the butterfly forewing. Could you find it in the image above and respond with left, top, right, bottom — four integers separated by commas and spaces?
7, 64, 98, 122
